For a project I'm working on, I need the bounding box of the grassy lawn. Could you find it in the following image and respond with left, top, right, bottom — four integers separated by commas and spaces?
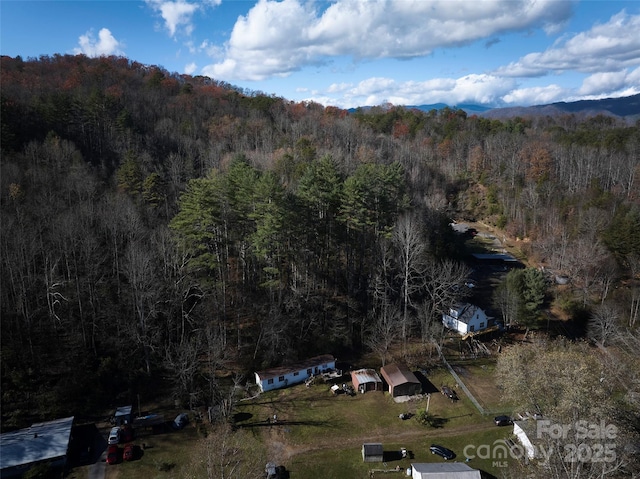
231, 366, 514, 477
95, 362, 516, 479
105, 423, 202, 479
233, 370, 489, 447
286, 427, 515, 479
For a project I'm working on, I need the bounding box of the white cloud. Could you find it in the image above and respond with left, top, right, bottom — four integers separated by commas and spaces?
578, 67, 640, 97
312, 66, 640, 109
327, 82, 353, 94
203, 0, 574, 81
184, 62, 197, 75
308, 73, 518, 109
579, 71, 627, 96
146, 0, 216, 38
502, 84, 567, 105
496, 11, 640, 77
73, 28, 124, 57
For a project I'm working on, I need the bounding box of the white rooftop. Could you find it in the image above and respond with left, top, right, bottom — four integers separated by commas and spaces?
115, 405, 132, 417
412, 462, 481, 478
351, 368, 382, 384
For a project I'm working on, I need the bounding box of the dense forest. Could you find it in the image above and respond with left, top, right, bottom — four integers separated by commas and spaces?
1, 54, 639, 434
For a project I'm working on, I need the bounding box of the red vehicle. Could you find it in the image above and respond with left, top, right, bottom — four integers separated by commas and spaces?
106, 445, 119, 465
121, 425, 134, 443
123, 443, 135, 461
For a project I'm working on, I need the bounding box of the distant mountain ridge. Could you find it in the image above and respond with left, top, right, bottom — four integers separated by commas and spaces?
481, 94, 640, 122
387, 94, 640, 122
407, 103, 492, 114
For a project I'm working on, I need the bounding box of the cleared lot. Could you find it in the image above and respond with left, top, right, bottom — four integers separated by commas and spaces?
72, 362, 512, 479
234, 365, 512, 478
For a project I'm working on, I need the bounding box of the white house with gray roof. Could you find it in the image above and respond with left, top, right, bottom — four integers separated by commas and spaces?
442, 303, 490, 335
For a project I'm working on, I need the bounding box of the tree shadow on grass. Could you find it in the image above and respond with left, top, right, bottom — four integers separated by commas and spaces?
243, 394, 343, 408
426, 416, 448, 428
383, 450, 413, 462
415, 411, 449, 428
233, 412, 253, 423
413, 371, 439, 394
233, 419, 336, 430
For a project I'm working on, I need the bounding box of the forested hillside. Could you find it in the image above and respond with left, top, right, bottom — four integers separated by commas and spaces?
1, 54, 639, 429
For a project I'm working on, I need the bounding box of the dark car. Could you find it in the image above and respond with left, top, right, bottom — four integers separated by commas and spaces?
106, 445, 119, 465
430, 444, 455, 460
441, 386, 458, 401
173, 413, 189, 430
494, 415, 513, 426
123, 443, 135, 461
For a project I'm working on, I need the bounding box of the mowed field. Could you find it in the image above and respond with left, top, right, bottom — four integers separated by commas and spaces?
94, 362, 516, 479
233, 364, 514, 478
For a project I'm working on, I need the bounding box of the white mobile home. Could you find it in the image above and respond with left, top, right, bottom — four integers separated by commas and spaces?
442, 303, 490, 335
254, 354, 336, 392
411, 463, 481, 478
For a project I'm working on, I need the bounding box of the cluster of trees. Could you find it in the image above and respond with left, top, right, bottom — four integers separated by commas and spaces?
496, 337, 640, 478
493, 267, 547, 329
1, 55, 639, 434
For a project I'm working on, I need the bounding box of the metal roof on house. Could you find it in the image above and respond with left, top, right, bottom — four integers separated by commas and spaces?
115, 405, 132, 417
362, 443, 383, 455
412, 462, 481, 478
451, 303, 479, 324
513, 419, 538, 437
0, 416, 74, 471
471, 253, 518, 262
255, 354, 335, 380
379, 363, 420, 387
351, 369, 382, 385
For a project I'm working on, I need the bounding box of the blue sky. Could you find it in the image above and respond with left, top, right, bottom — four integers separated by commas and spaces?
2, 0, 639, 108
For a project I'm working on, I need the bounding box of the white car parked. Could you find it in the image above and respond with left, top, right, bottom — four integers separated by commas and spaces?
108, 426, 120, 445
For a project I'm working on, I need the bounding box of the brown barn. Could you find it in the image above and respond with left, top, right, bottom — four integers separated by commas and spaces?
350, 369, 383, 393
380, 363, 421, 397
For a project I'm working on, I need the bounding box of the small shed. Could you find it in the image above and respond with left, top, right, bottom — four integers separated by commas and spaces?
362, 443, 383, 462
350, 369, 383, 393
380, 363, 422, 397
114, 405, 133, 426
411, 462, 481, 478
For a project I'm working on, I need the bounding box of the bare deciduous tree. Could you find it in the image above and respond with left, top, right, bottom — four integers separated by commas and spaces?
421, 259, 471, 342
495, 338, 634, 479
183, 423, 266, 479
393, 213, 426, 350
587, 303, 620, 347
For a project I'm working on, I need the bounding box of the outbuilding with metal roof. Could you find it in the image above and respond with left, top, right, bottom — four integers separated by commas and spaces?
350, 368, 383, 393
380, 363, 422, 397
